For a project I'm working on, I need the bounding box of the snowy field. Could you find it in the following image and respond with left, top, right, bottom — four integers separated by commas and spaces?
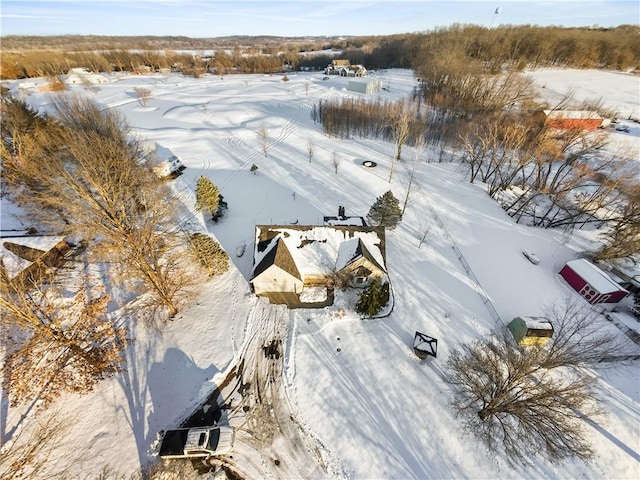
3, 67, 640, 479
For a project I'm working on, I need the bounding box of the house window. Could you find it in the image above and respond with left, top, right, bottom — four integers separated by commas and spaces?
354, 276, 367, 286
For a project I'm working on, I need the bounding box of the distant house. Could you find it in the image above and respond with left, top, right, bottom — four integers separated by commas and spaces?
0, 235, 72, 286
347, 78, 382, 95
325, 59, 368, 77
250, 225, 386, 307
537, 110, 603, 130
559, 259, 629, 305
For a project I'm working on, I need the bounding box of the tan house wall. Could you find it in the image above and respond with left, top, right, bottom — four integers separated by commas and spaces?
343, 257, 385, 279
252, 265, 303, 295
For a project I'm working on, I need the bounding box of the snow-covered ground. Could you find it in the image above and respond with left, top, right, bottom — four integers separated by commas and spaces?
3, 67, 639, 479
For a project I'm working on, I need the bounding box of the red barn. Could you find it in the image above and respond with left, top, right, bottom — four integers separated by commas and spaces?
559, 259, 629, 305
540, 110, 603, 131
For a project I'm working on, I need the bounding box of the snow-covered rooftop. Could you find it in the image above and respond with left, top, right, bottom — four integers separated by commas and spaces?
521, 316, 553, 330
254, 225, 385, 279
565, 259, 629, 294
543, 110, 602, 120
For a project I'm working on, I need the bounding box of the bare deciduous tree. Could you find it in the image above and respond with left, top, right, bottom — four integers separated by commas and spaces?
332, 151, 341, 174
0, 280, 126, 409
386, 99, 416, 183
133, 87, 152, 107
258, 122, 269, 157
0, 408, 73, 480
401, 137, 426, 215
595, 185, 640, 260
306, 138, 315, 163
446, 298, 634, 465
1, 95, 199, 318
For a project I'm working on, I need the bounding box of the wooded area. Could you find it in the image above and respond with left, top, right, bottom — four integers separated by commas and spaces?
1, 25, 638, 79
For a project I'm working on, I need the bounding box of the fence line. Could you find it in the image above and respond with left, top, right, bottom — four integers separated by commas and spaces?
428, 206, 504, 327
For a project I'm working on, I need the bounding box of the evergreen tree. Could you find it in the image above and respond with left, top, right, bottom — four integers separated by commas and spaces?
190, 233, 229, 276
355, 278, 387, 317
366, 191, 402, 229
195, 176, 222, 221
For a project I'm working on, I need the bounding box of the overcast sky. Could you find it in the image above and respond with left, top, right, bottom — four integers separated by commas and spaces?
1, 1, 638, 37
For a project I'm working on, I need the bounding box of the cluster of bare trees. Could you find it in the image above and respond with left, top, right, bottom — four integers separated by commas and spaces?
0, 92, 221, 477
313, 37, 637, 260
409, 24, 639, 76
0, 94, 208, 408
3, 96, 200, 317
0, 47, 299, 80
313, 97, 424, 152
458, 108, 639, 254
0, 92, 234, 478
447, 299, 635, 465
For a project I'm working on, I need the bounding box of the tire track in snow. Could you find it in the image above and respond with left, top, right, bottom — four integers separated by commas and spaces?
225, 300, 342, 479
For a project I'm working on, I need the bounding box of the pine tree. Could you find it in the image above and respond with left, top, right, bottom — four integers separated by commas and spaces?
195, 176, 221, 220
190, 233, 229, 276
355, 278, 386, 317
366, 191, 402, 229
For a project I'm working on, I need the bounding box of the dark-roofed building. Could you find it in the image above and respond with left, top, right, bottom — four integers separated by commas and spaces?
250, 225, 386, 306
252, 237, 303, 295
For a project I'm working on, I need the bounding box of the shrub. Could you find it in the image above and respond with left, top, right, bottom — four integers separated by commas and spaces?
189, 233, 229, 276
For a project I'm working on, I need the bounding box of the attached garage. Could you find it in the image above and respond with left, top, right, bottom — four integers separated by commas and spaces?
559, 259, 629, 305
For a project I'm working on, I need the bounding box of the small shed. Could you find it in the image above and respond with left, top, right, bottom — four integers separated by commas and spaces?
347, 78, 382, 95
507, 317, 554, 347
559, 259, 629, 305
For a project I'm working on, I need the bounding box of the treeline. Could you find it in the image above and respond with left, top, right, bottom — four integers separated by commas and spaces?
300, 25, 640, 71
2, 24, 638, 79
0, 48, 302, 79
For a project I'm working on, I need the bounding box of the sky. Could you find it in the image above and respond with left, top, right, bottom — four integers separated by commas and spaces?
0, 0, 638, 38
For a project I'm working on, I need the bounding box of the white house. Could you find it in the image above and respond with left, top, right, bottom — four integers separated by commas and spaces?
325, 59, 368, 77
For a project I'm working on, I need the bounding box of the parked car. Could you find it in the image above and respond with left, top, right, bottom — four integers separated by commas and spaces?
159, 426, 234, 460
153, 155, 185, 179
522, 251, 540, 265
630, 304, 640, 319
615, 124, 630, 133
